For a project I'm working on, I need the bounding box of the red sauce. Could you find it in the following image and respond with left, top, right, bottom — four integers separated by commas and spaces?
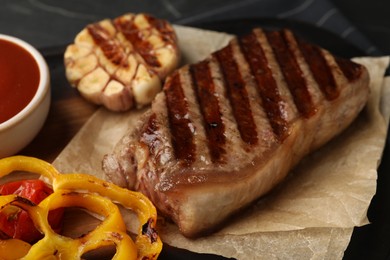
0, 38, 40, 124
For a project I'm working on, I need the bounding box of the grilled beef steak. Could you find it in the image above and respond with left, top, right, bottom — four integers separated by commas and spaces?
103, 28, 370, 237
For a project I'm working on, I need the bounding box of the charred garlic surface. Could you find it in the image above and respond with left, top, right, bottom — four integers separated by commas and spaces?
64, 13, 180, 111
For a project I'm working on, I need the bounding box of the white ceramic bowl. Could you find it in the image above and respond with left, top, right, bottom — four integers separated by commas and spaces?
0, 34, 50, 158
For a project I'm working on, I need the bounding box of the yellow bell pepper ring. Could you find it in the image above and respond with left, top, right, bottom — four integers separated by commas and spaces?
0, 155, 163, 260
0, 239, 31, 259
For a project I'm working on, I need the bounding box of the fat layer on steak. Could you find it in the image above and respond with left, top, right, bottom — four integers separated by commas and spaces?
102, 28, 370, 237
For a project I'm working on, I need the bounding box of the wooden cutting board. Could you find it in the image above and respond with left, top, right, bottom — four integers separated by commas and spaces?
19, 50, 98, 162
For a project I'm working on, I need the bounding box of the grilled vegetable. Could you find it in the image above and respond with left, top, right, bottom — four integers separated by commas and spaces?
0, 180, 63, 243
64, 13, 180, 111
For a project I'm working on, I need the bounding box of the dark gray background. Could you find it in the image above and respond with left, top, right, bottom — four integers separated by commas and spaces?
1, 0, 389, 56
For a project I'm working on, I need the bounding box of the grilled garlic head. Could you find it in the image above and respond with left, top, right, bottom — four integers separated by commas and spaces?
64, 13, 180, 111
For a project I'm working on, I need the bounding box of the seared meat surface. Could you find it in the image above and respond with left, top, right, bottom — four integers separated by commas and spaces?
103, 28, 369, 237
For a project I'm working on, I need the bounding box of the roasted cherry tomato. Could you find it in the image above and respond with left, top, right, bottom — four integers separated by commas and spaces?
0, 180, 63, 243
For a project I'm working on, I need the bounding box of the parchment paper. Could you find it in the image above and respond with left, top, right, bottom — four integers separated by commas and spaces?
53, 26, 390, 259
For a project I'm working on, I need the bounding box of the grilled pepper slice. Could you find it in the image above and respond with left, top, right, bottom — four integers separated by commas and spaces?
0, 156, 162, 259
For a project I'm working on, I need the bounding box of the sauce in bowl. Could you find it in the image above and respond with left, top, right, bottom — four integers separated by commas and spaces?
0, 39, 40, 124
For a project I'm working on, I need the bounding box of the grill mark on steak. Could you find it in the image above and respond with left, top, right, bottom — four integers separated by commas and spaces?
334, 56, 363, 82
265, 30, 316, 118
238, 30, 290, 140
213, 44, 258, 145
189, 61, 226, 163
296, 37, 339, 100
87, 24, 128, 67
164, 72, 196, 165
114, 16, 161, 68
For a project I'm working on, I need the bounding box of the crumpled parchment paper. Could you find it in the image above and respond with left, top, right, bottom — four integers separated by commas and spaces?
53, 25, 390, 259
